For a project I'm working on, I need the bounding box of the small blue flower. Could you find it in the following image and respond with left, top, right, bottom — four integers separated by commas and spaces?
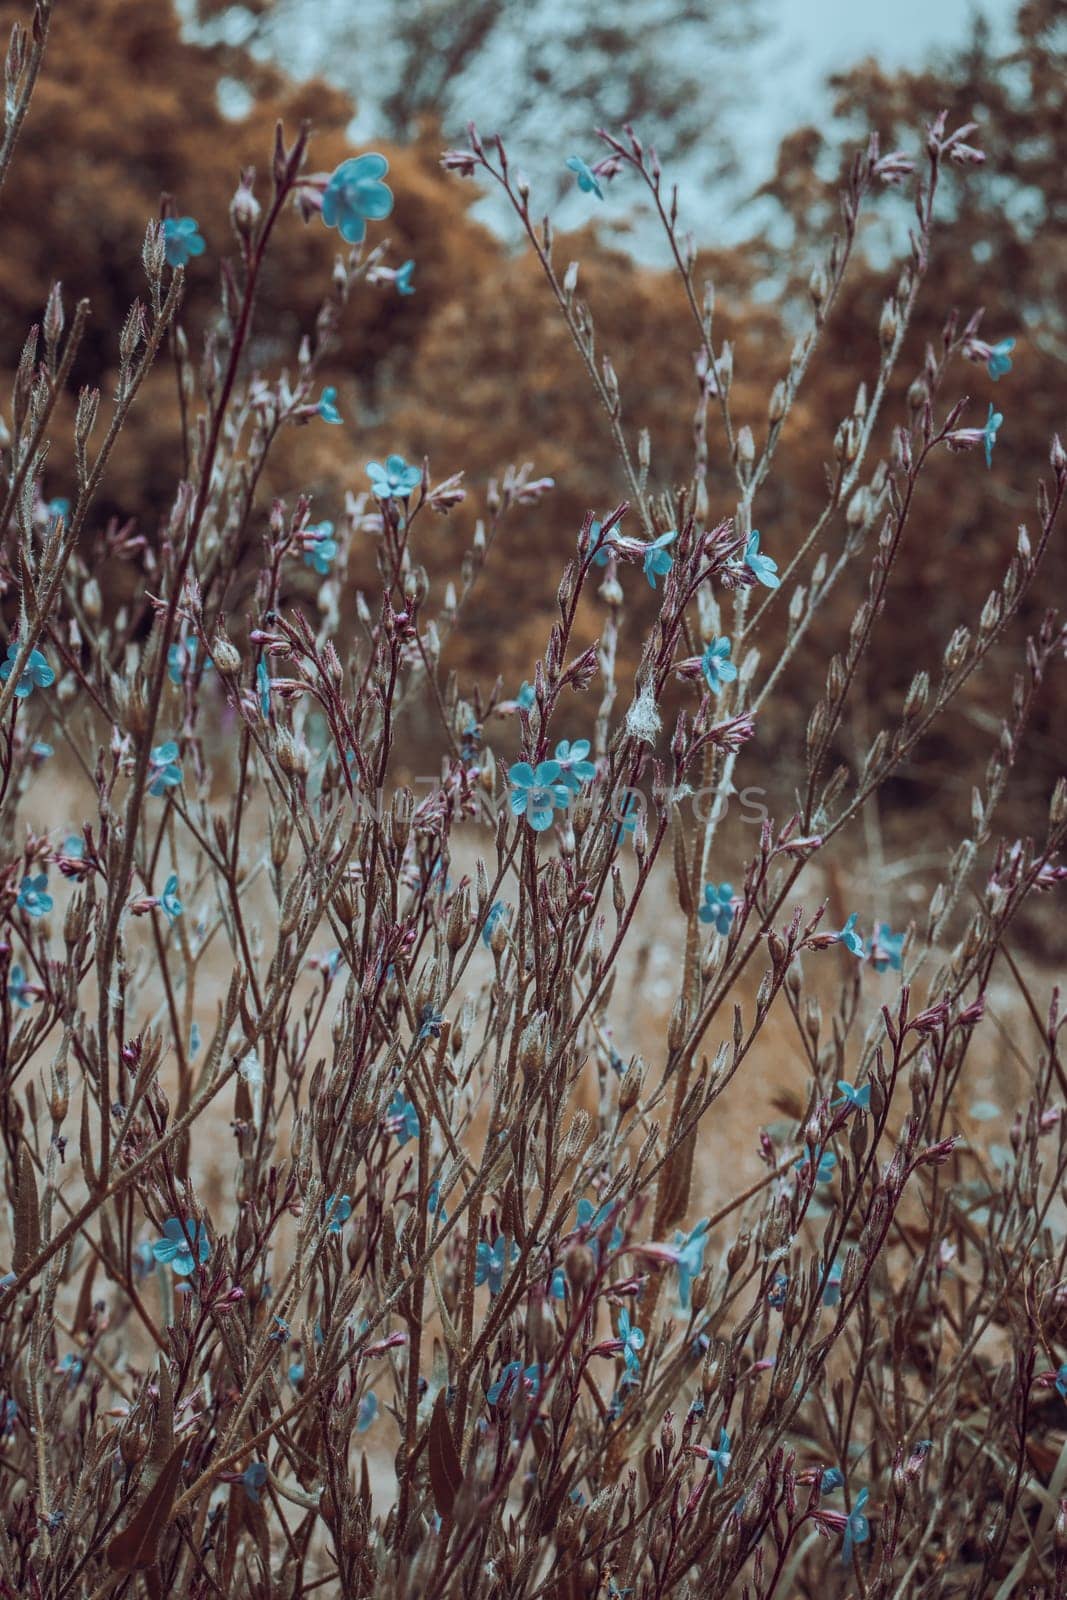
482, 901, 509, 948
387, 1092, 420, 1144
417, 1006, 444, 1043
611, 792, 641, 846
256, 660, 271, 719
17, 874, 52, 917
241, 1462, 268, 1502
841, 1487, 870, 1565
303, 522, 338, 576
367, 454, 422, 500
673, 1218, 710, 1310
58, 1353, 84, 1387
550, 1267, 567, 1301
643, 530, 677, 589
46, 497, 70, 525
148, 742, 183, 797
167, 639, 211, 686
983, 403, 1003, 469
821, 1467, 845, 1493
288, 1359, 305, 1385
322, 153, 394, 245
576, 1197, 624, 1256
475, 1234, 515, 1296
516, 681, 536, 711
0, 643, 55, 699
867, 923, 904, 972
616, 1309, 644, 1375
565, 155, 604, 200
8, 964, 33, 1009
316, 386, 343, 425
269, 1315, 290, 1343
62, 834, 84, 859
589, 519, 615, 566
163, 217, 205, 268
987, 337, 1015, 380
795, 1146, 837, 1184
701, 637, 737, 695
394, 259, 416, 296
833, 1079, 871, 1112
356, 1392, 378, 1432
30, 741, 52, 760
158, 874, 183, 925
324, 1194, 352, 1234
745, 530, 780, 589
487, 1362, 540, 1405
768, 1273, 788, 1309
821, 1260, 843, 1308
708, 1428, 732, 1486
698, 882, 734, 936
833, 913, 864, 957
553, 739, 596, 793
152, 1217, 211, 1277
508, 760, 571, 833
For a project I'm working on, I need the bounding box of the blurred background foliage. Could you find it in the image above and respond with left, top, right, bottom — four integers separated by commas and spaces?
1, 0, 1063, 843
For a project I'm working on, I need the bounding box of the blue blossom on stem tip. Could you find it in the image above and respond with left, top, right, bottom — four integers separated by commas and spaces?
834, 1079, 871, 1112
394, 259, 416, 296
159, 874, 182, 925
367, 454, 422, 500
768, 1273, 788, 1309
508, 760, 570, 832
673, 1218, 710, 1310
987, 337, 1015, 380
867, 922, 904, 972
31, 741, 53, 760
316, 386, 342, 424
745, 530, 780, 588
152, 1217, 210, 1276
241, 1462, 268, 1503
643, 529, 676, 589
163, 217, 205, 267
322, 153, 394, 245
822, 1260, 844, 1307
983, 402, 1003, 469
17, 874, 52, 917
387, 1091, 420, 1144
553, 739, 596, 792
482, 901, 509, 947
550, 1266, 567, 1300
576, 1197, 624, 1255
356, 1392, 378, 1432
833, 913, 864, 956
616, 1308, 645, 1375
8, 964, 33, 1009
148, 742, 182, 797
475, 1234, 515, 1296
565, 155, 604, 200
0, 643, 55, 699
795, 1146, 837, 1183
612, 792, 641, 846
516, 681, 536, 711
487, 1362, 540, 1405
698, 882, 734, 936
324, 1194, 352, 1234
589, 519, 615, 565
417, 1005, 444, 1042
701, 636, 737, 695
303, 522, 338, 575
708, 1428, 732, 1486
821, 1467, 845, 1492
842, 1487, 871, 1565
167, 639, 211, 686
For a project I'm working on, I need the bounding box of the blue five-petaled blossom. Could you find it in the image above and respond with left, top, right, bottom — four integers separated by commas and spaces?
324, 1194, 352, 1234
821, 1467, 845, 1493
987, 337, 1014, 380
834, 1079, 871, 1112
159, 874, 183, 925
387, 1091, 420, 1144
701, 637, 737, 694
842, 1487, 871, 1565
643, 530, 677, 589
148, 742, 183, 797
616, 1309, 645, 1375
673, 1218, 710, 1310
8, 964, 33, 1009
867, 923, 904, 972
304, 522, 338, 575
745, 530, 780, 588
394, 260, 416, 296
983, 403, 1003, 469
321, 153, 394, 244
163, 217, 205, 268
487, 1362, 540, 1405
699, 882, 734, 936
152, 1217, 210, 1276
367, 454, 422, 500
576, 1197, 624, 1256
17, 875, 52, 917
508, 760, 570, 832
516, 681, 536, 711
475, 1234, 514, 1296
316, 387, 342, 424
0, 643, 55, 699
566, 155, 604, 200
612, 793, 641, 845
796, 1146, 836, 1183
552, 739, 596, 793
356, 1392, 378, 1432
241, 1463, 268, 1503
167, 640, 211, 686
589, 519, 615, 565
833, 913, 865, 957
482, 901, 509, 947
709, 1428, 732, 1486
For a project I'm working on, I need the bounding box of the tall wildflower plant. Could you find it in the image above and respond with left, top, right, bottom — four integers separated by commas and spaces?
1, 10, 1066, 1593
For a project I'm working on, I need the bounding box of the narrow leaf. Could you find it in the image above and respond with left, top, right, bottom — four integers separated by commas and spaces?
427, 1391, 462, 1520
106, 1443, 185, 1572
